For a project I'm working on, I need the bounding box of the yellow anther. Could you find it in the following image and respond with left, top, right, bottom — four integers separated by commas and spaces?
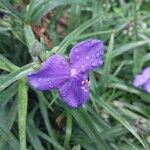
81, 80, 85, 84
84, 89, 88, 92
81, 86, 86, 90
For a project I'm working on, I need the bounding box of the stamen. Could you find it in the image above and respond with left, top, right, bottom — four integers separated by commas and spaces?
82, 80, 85, 84
81, 86, 86, 90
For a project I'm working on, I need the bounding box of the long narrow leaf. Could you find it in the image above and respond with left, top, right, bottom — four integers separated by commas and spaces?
18, 79, 28, 150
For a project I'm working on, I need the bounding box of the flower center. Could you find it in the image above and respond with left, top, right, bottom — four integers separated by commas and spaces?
81, 80, 90, 92
70, 68, 78, 77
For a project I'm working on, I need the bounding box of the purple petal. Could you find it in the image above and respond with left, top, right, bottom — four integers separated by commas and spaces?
133, 75, 147, 87
142, 67, 150, 80
58, 75, 89, 107
70, 39, 104, 74
143, 81, 150, 93
28, 55, 70, 90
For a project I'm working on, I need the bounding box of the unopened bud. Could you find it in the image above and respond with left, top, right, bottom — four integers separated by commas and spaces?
30, 40, 43, 57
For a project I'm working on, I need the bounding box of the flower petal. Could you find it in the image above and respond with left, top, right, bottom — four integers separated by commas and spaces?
142, 67, 150, 80
143, 81, 150, 93
58, 75, 89, 107
70, 39, 104, 74
28, 55, 70, 90
133, 75, 147, 87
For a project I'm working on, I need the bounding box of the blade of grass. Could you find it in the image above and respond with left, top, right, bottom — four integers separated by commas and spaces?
27, 106, 45, 150
18, 79, 28, 150
37, 130, 66, 150
37, 92, 56, 140
0, 54, 19, 72
103, 33, 115, 88
112, 40, 149, 58
31, 0, 87, 23
70, 108, 110, 150
64, 112, 72, 148
0, 83, 18, 104
0, 99, 18, 149
91, 94, 146, 148
0, 63, 35, 92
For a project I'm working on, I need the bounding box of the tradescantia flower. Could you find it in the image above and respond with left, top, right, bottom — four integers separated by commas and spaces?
133, 67, 150, 93
28, 39, 104, 107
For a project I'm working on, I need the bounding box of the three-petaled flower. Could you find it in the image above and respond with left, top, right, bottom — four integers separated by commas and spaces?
133, 67, 150, 93
28, 39, 104, 107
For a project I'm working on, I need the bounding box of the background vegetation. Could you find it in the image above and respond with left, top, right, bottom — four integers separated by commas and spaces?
0, 0, 150, 149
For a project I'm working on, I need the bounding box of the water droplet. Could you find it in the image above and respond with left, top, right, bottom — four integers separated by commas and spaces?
76, 56, 80, 59
92, 62, 97, 67
81, 80, 85, 84
70, 68, 77, 77
74, 48, 79, 52
49, 81, 54, 88
86, 55, 90, 60
61, 93, 66, 97
91, 53, 96, 58
81, 65, 86, 72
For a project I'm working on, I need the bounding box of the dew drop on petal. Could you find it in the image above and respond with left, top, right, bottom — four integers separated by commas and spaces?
92, 62, 97, 67
61, 92, 66, 97
81, 65, 86, 72
74, 48, 79, 52
86, 55, 90, 60
91, 54, 95, 58
70, 68, 77, 77
76, 56, 80, 59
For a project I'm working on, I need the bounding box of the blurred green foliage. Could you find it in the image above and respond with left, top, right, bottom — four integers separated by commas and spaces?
0, 0, 150, 150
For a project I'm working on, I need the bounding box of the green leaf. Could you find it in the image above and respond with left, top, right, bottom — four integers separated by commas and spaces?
112, 41, 149, 58
27, 106, 45, 150
18, 79, 28, 150
57, 15, 107, 54
0, 63, 35, 92
0, 54, 19, 72
0, 125, 20, 150
0, 83, 18, 104
103, 33, 115, 87
27, 0, 87, 23
91, 94, 145, 149
0, 99, 18, 149
64, 112, 72, 148
37, 92, 56, 139
37, 130, 66, 150
70, 108, 110, 150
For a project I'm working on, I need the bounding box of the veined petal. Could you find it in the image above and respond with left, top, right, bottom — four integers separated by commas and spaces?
28, 55, 70, 90
70, 39, 104, 74
58, 74, 89, 107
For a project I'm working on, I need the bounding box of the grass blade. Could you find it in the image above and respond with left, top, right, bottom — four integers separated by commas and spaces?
91, 94, 145, 148
0, 63, 34, 92
18, 79, 28, 150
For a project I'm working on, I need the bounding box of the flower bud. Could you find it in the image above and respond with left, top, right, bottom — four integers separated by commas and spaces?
29, 40, 44, 57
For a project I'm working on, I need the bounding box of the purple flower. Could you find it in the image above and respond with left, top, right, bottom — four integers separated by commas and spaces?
133, 67, 150, 93
28, 39, 104, 107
